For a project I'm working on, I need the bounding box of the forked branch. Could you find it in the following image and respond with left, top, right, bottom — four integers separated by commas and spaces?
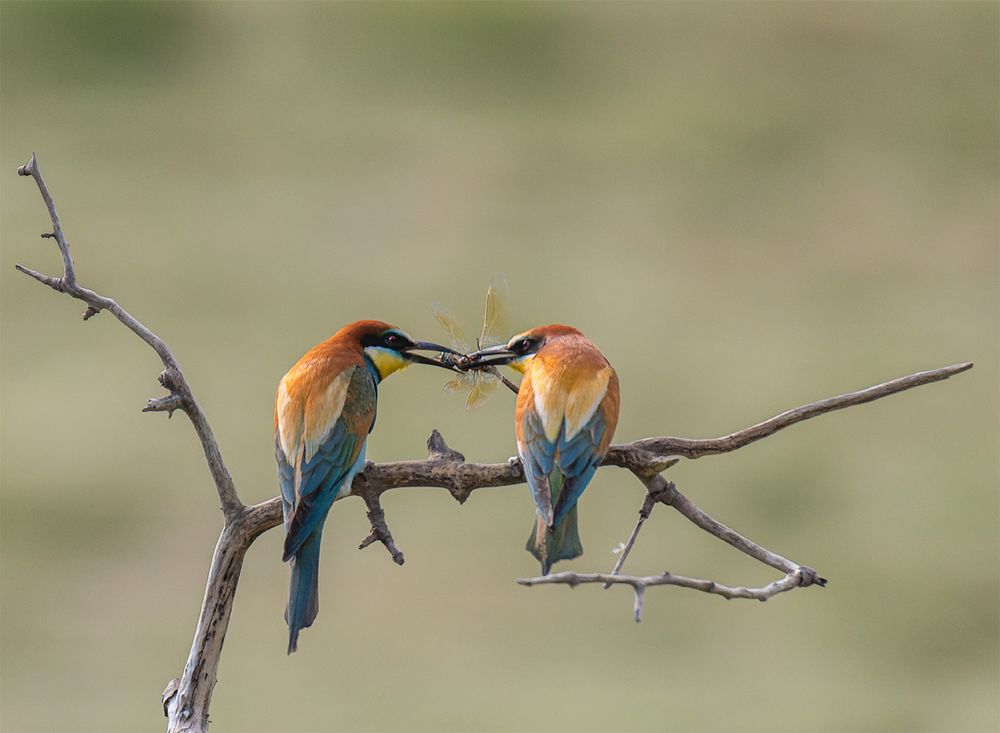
16, 154, 242, 520
520, 567, 815, 622
14, 155, 971, 733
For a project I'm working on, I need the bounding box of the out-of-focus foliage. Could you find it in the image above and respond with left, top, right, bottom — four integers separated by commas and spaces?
1, 3, 996, 731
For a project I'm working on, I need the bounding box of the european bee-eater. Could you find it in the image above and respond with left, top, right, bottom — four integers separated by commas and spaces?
275, 320, 456, 653
464, 325, 620, 574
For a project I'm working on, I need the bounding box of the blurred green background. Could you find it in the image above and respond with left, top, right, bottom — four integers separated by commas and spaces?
1, 2, 996, 731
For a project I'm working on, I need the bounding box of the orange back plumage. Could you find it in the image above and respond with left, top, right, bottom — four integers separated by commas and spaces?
510, 325, 619, 569
515, 325, 620, 450
274, 320, 399, 468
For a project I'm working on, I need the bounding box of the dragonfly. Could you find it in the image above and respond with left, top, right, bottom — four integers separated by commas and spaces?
431, 275, 519, 409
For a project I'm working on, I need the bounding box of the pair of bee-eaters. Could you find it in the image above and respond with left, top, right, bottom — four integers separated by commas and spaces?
275, 320, 620, 653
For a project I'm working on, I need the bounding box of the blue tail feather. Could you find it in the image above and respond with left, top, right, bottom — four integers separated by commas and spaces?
526, 504, 583, 574
526, 470, 583, 573
286, 527, 323, 654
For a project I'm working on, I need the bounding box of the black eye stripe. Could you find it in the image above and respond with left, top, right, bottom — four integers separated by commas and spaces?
510, 337, 535, 354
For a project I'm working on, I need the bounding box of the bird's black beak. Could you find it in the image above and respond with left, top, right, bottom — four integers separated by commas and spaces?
402, 340, 463, 370
459, 344, 516, 370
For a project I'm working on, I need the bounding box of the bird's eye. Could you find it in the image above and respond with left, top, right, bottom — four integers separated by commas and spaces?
384, 333, 402, 347
513, 338, 533, 354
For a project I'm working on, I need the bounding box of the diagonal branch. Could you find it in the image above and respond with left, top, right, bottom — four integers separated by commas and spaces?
16, 154, 244, 733
602, 491, 660, 588
627, 362, 973, 461
16, 153, 242, 520
646, 474, 825, 581
17, 153, 76, 287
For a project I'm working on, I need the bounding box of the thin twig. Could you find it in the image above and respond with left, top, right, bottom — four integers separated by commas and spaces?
16, 154, 243, 520
603, 492, 658, 588
486, 366, 519, 394
358, 493, 405, 565
17, 153, 76, 287
518, 567, 816, 621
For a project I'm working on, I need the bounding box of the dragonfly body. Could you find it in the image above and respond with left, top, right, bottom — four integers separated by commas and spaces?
432, 276, 514, 408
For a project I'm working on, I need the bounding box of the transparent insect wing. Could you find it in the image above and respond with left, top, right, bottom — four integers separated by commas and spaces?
479, 275, 510, 349
431, 301, 470, 352
465, 373, 500, 409
432, 278, 511, 409
444, 372, 475, 394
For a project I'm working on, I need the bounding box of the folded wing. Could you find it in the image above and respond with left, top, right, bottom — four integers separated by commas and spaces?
275, 365, 376, 560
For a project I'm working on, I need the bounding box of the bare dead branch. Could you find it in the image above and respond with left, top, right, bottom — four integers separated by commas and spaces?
643, 474, 827, 581
18, 153, 76, 287
603, 491, 659, 588
16, 154, 242, 520
486, 365, 519, 394
629, 362, 973, 460
14, 155, 971, 733
358, 492, 406, 565
144, 394, 185, 417
17, 155, 245, 733
518, 567, 815, 621
162, 510, 263, 732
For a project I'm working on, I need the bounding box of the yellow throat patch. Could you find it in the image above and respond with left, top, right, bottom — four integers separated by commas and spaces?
363, 346, 410, 380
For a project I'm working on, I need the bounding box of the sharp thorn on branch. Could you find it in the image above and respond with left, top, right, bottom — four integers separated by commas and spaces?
426, 429, 465, 462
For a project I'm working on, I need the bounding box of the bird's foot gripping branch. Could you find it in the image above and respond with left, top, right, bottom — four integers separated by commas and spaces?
14, 155, 972, 733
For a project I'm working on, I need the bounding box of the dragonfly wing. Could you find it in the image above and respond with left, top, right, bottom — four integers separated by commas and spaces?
465, 371, 500, 409
431, 301, 470, 352
444, 373, 474, 394
479, 275, 510, 348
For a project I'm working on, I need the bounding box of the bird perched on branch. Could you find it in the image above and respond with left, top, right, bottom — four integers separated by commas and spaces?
463, 325, 620, 574
275, 320, 456, 653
